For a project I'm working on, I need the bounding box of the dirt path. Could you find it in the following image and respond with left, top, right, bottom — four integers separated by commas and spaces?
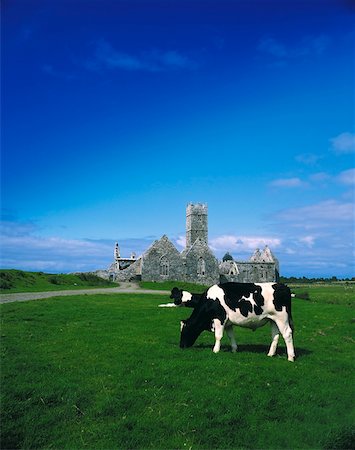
0, 282, 170, 304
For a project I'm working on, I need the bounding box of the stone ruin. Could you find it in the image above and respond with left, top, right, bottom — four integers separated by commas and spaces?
96, 203, 279, 284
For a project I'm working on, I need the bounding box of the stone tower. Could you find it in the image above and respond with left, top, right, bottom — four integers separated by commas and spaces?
114, 242, 120, 260
186, 203, 208, 249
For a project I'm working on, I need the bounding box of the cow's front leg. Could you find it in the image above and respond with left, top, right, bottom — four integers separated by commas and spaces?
212, 319, 224, 353
225, 325, 237, 353
267, 321, 280, 357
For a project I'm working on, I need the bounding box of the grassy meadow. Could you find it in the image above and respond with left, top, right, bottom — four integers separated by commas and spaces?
1, 284, 354, 449
0, 270, 118, 293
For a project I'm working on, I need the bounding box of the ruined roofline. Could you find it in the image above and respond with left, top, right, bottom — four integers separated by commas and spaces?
181, 236, 215, 257
115, 257, 137, 262
232, 261, 276, 265
104, 203, 280, 284
249, 245, 278, 262
186, 202, 208, 213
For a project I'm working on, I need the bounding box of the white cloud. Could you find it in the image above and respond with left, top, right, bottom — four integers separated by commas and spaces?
42, 64, 76, 81
295, 153, 323, 166
0, 219, 154, 273
159, 51, 191, 68
284, 248, 296, 255
209, 235, 281, 255
258, 38, 287, 58
258, 34, 330, 60
269, 177, 307, 188
86, 39, 196, 72
0, 219, 37, 237
2, 208, 353, 278
306, 34, 331, 55
330, 132, 355, 154
309, 172, 331, 183
175, 235, 186, 249
276, 199, 354, 226
298, 235, 316, 248
337, 168, 355, 185
1, 233, 113, 272
267, 194, 354, 277
271, 170, 354, 189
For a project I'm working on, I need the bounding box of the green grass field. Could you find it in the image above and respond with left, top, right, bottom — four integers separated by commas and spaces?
1, 285, 354, 449
0, 270, 118, 293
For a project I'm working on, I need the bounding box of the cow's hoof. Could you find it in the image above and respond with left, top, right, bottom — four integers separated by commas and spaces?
288, 356, 295, 362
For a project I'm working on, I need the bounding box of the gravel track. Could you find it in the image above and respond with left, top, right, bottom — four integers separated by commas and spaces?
0, 283, 170, 304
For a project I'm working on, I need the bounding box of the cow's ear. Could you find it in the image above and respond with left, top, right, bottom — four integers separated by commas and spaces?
170, 287, 181, 300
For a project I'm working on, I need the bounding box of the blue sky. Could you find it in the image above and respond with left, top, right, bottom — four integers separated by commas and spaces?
1, 0, 354, 277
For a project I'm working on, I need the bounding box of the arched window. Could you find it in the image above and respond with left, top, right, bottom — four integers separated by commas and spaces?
260, 265, 266, 280
160, 256, 169, 276
197, 257, 206, 276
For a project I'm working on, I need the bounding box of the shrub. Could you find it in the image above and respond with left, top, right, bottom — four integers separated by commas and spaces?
0, 280, 12, 290
324, 427, 355, 450
0, 273, 13, 289
48, 276, 61, 285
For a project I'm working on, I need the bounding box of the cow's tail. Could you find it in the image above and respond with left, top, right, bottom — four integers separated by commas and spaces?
288, 292, 296, 334
287, 287, 294, 334
288, 308, 294, 334
274, 284, 294, 333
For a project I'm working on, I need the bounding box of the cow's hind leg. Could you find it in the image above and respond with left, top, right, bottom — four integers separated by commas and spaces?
212, 319, 224, 353
274, 317, 295, 362
226, 325, 237, 353
267, 321, 280, 357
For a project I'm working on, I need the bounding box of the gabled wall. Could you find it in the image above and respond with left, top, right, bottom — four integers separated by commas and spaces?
182, 238, 220, 285
141, 235, 184, 282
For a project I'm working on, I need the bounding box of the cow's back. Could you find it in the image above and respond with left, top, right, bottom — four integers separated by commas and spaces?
206, 282, 290, 328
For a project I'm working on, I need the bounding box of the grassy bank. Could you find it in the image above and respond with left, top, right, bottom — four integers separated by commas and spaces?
0, 270, 118, 293
291, 282, 355, 306
1, 285, 354, 449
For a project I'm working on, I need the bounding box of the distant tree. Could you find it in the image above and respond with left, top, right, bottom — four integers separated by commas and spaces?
280, 275, 351, 283
331, 276, 338, 282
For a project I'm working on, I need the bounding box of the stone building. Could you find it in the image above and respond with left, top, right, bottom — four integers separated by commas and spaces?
96, 203, 279, 284
219, 247, 279, 283
141, 235, 185, 282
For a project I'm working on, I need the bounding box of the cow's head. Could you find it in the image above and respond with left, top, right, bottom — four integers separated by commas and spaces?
179, 299, 222, 348
180, 320, 205, 348
170, 287, 192, 306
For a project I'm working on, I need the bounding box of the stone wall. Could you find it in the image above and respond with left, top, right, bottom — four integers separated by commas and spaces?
141, 235, 184, 282
94, 269, 110, 280
182, 238, 220, 285
114, 258, 142, 281
220, 262, 277, 283
95, 258, 142, 282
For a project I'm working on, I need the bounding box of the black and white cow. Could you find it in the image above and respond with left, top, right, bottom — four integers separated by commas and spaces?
170, 282, 295, 362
